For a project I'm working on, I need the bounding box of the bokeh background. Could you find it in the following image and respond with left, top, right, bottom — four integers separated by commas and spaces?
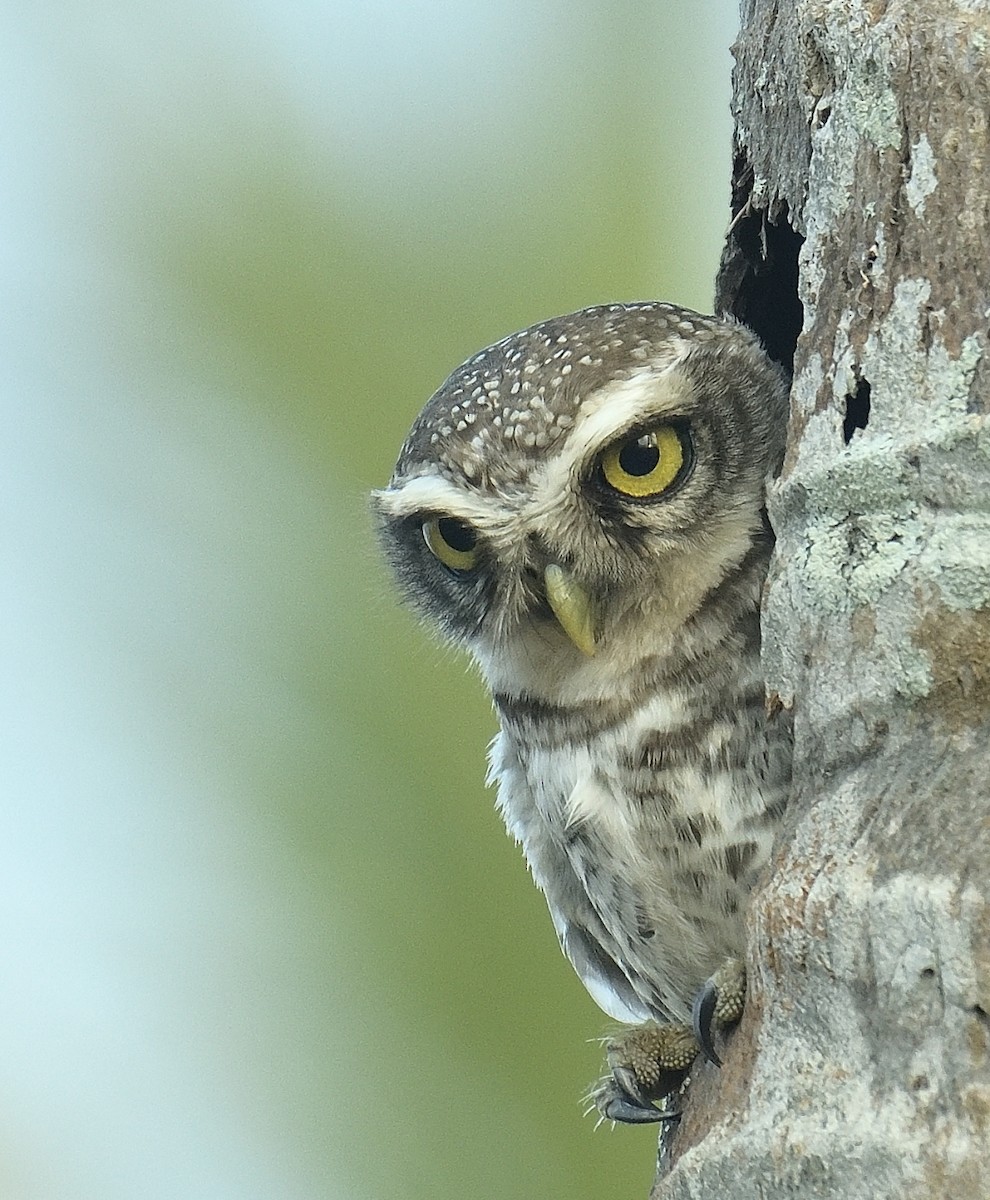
2, 3, 738, 1197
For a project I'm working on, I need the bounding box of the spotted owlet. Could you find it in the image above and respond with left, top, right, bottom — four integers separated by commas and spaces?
374, 302, 792, 1122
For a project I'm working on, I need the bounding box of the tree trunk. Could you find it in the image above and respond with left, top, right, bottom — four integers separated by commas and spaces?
654, 2, 990, 1196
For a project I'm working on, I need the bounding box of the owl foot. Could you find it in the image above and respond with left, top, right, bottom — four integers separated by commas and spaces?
589, 1021, 697, 1124
691, 956, 746, 1067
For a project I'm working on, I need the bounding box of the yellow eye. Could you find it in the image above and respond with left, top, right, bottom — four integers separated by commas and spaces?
422, 516, 480, 572
599, 424, 688, 498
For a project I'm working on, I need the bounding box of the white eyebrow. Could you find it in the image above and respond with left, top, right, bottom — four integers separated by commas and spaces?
530, 362, 695, 509
373, 475, 499, 526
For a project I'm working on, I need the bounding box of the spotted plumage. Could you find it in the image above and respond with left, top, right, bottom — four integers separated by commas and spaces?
374, 302, 792, 1120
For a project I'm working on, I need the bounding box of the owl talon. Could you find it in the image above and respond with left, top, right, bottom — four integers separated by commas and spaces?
588, 1020, 696, 1125
692, 978, 722, 1066
590, 1069, 682, 1124
692, 956, 747, 1067
598, 1085, 678, 1125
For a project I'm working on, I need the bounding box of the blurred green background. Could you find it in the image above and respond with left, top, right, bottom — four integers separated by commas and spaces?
2, 3, 737, 1197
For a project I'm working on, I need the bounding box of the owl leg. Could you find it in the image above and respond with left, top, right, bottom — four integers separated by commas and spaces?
590, 1021, 697, 1124
691, 956, 746, 1067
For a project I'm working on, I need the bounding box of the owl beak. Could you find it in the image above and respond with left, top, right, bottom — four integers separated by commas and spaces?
543, 564, 598, 657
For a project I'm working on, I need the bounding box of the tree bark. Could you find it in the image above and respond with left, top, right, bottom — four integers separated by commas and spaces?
654, 2, 990, 1196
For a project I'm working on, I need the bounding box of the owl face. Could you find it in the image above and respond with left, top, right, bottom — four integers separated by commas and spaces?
375, 303, 788, 703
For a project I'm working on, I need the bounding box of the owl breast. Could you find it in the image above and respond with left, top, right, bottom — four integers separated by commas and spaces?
489, 567, 792, 1027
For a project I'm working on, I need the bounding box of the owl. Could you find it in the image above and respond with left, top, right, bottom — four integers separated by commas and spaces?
374, 302, 792, 1122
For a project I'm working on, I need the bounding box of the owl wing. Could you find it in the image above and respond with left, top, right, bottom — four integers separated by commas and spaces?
490, 731, 654, 1025
559, 915, 654, 1025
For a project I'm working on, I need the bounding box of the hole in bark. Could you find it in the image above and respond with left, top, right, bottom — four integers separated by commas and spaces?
843, 377, 871, 442
714, 155, 806, 375
971, 1003, 989, 1025
920, 967, 935, 980
910, 1075, 930, 1091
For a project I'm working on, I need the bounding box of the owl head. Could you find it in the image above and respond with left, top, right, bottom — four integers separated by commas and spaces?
374, 303, 789, 703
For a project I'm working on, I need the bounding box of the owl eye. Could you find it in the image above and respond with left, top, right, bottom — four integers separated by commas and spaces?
422, 516, 480, 572
599, 424, 689, 498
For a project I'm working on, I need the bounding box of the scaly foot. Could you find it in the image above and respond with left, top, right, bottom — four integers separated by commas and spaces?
590, 1022, 697, 1124
590, 958, 747, 1123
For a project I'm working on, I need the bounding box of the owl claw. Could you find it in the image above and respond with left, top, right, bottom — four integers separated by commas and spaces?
692, 956, 747, 1067
602, 1092, 678, 1125
586, 1020, 696, 1125
692, 977, 722, 1066
589, 1073, 681, 1124
611, 1063, 654, 1109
